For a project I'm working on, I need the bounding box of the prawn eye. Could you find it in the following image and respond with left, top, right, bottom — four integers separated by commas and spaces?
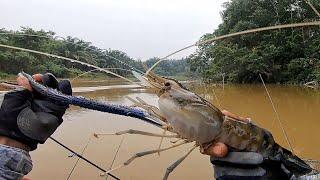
164, 82, 171, 87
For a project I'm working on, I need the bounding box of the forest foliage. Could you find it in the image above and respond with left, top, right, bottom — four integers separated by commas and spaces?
0, 27, 190, 79
187, 0, 320, 84
1, 0, 320, 84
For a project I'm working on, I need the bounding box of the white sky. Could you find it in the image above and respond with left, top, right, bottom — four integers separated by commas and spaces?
1, 0, 227, 60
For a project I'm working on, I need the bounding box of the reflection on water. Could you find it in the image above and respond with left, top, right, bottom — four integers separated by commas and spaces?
29, 83, 320, 180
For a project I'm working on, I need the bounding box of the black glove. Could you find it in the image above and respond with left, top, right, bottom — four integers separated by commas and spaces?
0, 73, 72, 150
211, 151, 293, 180
27, 73, 72, 142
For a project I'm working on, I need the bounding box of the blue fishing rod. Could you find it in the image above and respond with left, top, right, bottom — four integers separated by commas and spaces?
2, 72, 165, 129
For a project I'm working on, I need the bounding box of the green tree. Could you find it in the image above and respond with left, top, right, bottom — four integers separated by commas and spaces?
188, 0, 320, 84
0, 27, 189, 79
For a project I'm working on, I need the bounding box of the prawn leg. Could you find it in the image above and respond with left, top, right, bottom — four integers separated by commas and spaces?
102, 141, 191, 176
163, 144, 198, 180
94, 129, 179, 138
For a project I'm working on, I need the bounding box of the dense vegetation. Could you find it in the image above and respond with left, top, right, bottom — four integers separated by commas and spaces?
0, 27, 190, 80
188, 0, 320, 84
2, 0, 319, 84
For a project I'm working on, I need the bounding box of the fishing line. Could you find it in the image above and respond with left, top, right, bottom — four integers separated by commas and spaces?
259, 74, 294, 153
222, 73, 225, 91
106, 136, 125, 180
211, 86, 222, 108
49, 137, 120, 180
66, 136, 93, 180
146, 21, 320, 74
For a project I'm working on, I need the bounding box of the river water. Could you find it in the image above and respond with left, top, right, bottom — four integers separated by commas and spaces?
26, 82, 320, 180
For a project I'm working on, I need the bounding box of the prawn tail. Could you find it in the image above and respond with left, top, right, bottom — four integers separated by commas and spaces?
277, 144, 313, 176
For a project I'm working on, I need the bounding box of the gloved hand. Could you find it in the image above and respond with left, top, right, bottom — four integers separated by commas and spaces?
211, 151, 293, 180
0, 73, 72, 150
25, 73, 72, 143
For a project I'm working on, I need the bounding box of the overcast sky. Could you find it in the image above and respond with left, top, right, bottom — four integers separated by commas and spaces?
1, 0, 227, 60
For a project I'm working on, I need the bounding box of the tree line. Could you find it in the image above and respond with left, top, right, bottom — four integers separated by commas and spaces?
187, 0, 320, 84
0, 27, 190, 80
3, 0, 319, 85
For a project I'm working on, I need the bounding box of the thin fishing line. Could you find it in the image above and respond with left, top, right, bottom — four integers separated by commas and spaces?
146, 21, 320, 74
106, 136, 125, 180
49, 137, 119, 180
0, 43, 140, 86
259, 74, 294, 153
211, 86, 222, 107
222, 73, 225, 91
67, 136, 93, 180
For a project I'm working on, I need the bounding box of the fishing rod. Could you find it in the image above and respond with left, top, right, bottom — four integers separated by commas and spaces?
49, 137, 120, 180
0, 75, 164, 129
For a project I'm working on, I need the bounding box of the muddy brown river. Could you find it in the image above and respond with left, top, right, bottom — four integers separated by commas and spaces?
27, 82, 320, 180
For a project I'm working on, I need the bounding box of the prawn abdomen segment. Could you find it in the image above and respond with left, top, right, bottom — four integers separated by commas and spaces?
217, 119, 271, 153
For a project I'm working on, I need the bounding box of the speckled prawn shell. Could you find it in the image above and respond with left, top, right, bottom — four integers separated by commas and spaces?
216, 117, 275, 155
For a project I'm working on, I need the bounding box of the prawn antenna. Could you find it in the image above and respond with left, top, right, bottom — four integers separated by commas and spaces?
71, 68, 134, 82
0, 43, 140, 86
0, 32, 145, 75
146, 21, 320, 74
303, 0, 320, 17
